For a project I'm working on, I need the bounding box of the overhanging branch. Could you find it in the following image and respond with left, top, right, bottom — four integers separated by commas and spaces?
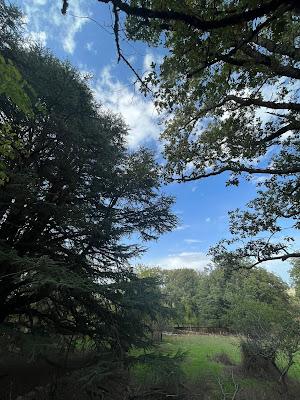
177, 165, 300, 182
252, 252, 300, 267
226, 95, 300, 112
97, 0, 294, 31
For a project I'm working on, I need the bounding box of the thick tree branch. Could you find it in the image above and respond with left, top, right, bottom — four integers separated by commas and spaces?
178, 165, 300, 182
188, 38, 300, 81
97, 0, 294, 31
254, 36, 300, 61
252, 252, 300, 267
217, 52, 300, 80
261, 123, 299, 143
226, 95, 300, 111
241, 45, 300, 79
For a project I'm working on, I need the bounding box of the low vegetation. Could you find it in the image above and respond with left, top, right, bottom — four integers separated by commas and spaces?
131, 334, 300, 399
1, 0, 300, 399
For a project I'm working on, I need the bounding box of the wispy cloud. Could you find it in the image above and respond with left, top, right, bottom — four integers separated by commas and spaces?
86, 41, 97, 55
23, 0, 90, 54
175, 224, 191, 231
143, 51, 164, 73
93, 66, 159, 148
174, 210, 184, 215
205, 217, 211, 223
249, 175, 270, 186
148, 251, 211, 271
24, 30, 48, 47
184, 239, 203, 244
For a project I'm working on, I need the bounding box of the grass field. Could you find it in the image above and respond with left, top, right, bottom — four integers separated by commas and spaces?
132, 335, 241, 388
131, 334, 300, 399
160, 334, 240, 380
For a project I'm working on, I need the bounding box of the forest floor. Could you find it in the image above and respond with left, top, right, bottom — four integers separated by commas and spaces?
130, 334, 300, 400
2, 335, 300, 399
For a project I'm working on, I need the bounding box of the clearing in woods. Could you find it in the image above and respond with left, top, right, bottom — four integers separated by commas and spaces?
131, 334, 300, 399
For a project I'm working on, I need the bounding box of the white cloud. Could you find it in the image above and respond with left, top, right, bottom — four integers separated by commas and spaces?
184, 239, 203, 244
205, 217, 211, 223
143, 51, 164, 72
31, 0, 47, 5
150, 251, 211, 271
93, 66, 160, 148
24, 30, 47, 47
249, 175, 269, 186
143, 53, 155, 71
175, 224, 191, 231
279, 129, 294, 142
174, 210, 184, 215
23, 0, 89, 54
86, 41, 97, 54
77, 63, 95, 80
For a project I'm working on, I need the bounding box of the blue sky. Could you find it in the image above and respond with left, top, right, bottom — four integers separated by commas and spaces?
16, 0, 296, 281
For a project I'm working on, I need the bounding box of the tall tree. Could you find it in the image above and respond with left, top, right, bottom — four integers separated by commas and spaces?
290, 258, 300, 300
162, 268, 201, 325
67, 0, 300, 267
0, 0, 32, 185
193, 264, 291, 328
0, 29, 177, 352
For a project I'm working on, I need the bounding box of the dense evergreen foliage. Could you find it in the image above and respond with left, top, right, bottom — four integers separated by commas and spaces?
0, 2, 176, 355
1, 1, 300, 397
0, 1, 32, 185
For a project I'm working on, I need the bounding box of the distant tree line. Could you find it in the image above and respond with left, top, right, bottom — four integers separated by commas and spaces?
137, 262, 300, 384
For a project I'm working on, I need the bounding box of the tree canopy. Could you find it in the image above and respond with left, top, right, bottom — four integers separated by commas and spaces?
137, 263, 291, 329
0, 4, 177, 353
74, 0, 300, 267
0, 0, 32, 185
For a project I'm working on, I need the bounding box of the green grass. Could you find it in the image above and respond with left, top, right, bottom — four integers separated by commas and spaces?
131, 334, 241, 392
131, 333, 300, 396
160, 334, 240, 381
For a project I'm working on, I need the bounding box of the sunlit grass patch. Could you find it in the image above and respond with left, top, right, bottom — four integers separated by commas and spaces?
131, 334, 240, 385
130, 334, 300, 399
162, 334, 240, 381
